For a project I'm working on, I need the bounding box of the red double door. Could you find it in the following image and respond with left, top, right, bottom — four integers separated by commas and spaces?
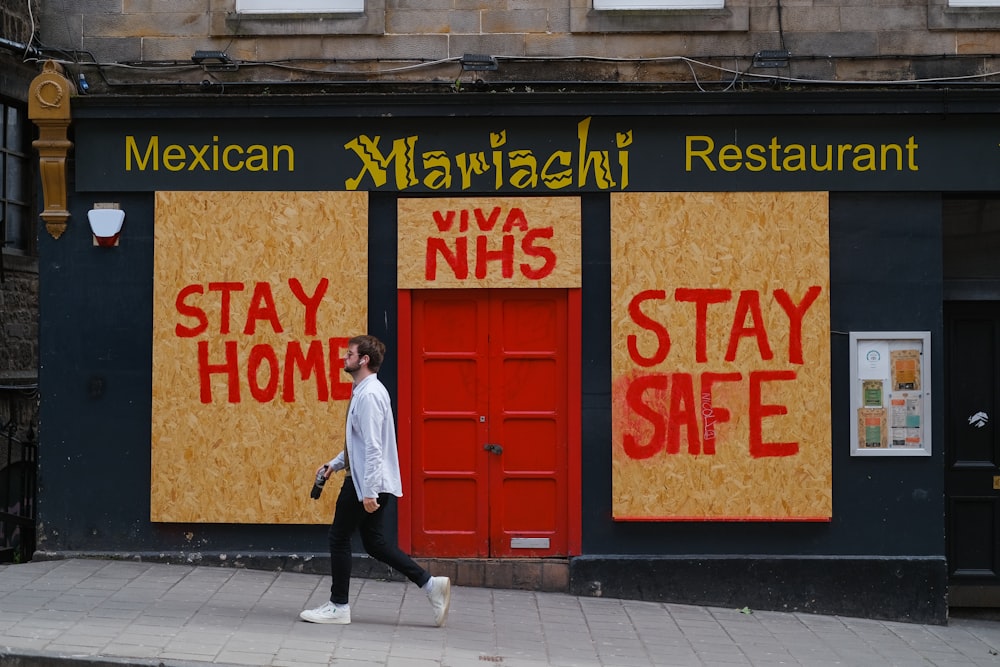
403, 289, 577, 558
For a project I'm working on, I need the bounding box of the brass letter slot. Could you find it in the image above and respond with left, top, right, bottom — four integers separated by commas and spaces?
994, 476, 1000, 490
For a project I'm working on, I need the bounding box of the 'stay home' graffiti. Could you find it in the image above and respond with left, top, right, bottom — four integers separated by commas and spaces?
173, 278, 351, 404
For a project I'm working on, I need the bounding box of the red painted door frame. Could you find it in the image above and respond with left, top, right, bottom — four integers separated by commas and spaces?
397, 288, 581, 556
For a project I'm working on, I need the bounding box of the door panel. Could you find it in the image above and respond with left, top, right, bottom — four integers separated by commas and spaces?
411, 293, 489, 557
489, 291, 567, 557
946, 301, 1000, 581
411, 289, 568, 558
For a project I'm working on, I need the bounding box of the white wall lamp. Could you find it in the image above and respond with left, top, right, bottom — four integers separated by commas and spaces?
87, 204, 125, 247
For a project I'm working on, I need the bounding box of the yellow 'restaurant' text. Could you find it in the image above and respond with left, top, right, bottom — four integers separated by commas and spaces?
686, 135, 919, 173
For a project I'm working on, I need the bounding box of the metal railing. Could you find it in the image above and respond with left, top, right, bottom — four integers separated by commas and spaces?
1, 417, 36, 563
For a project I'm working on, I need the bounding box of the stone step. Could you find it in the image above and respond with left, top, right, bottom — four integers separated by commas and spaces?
416, 558, 570, 592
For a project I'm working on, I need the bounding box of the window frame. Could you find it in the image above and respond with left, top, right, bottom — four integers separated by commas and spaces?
218, 0, 383, 35
1, 100, 33, 258
571, 0, 747, 33
947, 0, 1000, 6
235, 0, 364, 14
594, 0, 725, 10
929, 0, 1000, 28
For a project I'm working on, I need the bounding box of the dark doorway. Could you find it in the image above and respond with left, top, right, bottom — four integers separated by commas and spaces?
944, 196, 1000, 607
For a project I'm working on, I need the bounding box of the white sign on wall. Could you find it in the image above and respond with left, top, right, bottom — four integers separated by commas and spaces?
849, 331, 931, 457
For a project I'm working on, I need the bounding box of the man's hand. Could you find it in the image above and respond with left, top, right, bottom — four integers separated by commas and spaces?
363, 496, 380, 513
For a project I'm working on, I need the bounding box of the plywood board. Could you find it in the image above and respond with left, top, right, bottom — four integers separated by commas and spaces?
397, 197, 581, 288
610, 192, 832, 520
151, 191, 368, 523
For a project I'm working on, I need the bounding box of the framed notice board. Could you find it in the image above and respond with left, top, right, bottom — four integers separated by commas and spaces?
849, 332, 931, 457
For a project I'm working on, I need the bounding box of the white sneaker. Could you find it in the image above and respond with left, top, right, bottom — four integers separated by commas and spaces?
427, 576, 451, 627
299, 601, 351, 624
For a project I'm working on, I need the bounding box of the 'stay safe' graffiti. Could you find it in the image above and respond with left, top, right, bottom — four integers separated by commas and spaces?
621, 285, 823, 460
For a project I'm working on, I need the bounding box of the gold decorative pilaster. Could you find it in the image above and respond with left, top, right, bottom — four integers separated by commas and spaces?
28, 60, 75, 240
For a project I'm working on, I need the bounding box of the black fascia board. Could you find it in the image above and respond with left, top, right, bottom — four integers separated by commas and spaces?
69, 87, 1000, 120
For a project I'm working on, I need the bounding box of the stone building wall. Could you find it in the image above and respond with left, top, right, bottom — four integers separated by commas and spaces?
32, 0, 1000, 92
0, 0, 40, 442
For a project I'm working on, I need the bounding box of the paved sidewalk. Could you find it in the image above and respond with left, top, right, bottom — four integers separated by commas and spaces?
2, 559, 1000, 666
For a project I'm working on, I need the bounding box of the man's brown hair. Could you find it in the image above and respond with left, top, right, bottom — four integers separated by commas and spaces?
350, 335, 385, 371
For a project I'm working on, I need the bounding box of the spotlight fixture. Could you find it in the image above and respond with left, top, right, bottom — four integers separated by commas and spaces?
191, 50, 238, 72
459, 54, 498, 72
752, 50, 790, 69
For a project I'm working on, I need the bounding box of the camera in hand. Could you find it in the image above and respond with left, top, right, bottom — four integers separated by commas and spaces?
310, 466, 328, 499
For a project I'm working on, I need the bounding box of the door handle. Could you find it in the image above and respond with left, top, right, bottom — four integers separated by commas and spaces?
484, 443, 503, 455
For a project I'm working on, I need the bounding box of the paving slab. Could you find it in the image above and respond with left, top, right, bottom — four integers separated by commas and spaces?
2, 559, 1000, 666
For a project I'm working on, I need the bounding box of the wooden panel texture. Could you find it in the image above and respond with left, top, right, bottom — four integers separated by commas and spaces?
611, 192, 832, 520
397, 196, 581, 289
151, 191, 367, 523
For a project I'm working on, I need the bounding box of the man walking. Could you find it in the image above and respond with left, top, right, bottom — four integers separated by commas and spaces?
300, 334, 451, 626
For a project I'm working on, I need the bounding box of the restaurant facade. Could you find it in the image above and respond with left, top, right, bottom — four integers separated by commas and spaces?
27, 58, 1000, 624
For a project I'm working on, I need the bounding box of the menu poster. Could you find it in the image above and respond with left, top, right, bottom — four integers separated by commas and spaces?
862, 380, 883, 408
858, 407, 888, 449
891, 349, 921, 391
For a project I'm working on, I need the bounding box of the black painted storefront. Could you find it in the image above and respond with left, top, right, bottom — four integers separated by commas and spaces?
37, 90, 998, 624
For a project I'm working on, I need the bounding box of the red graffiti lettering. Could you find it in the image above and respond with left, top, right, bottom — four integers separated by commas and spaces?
665, 372, 699, 455
749, 370, 798, 458
620, 370, 796, 459
627, 290, 670, 367
174, 279, 331, 337
520, 227, 556, 280
623, 373, 667, 460
424, 206, 556, 282
773, 286, 822, 364
699, 372, 742, 455
175, 284, 209, 337
288, 277, 329, 337
282, 340, 328, 402
476, 234, 515, 279
244, 282, 283, 335
725, 290, 773, 362
675, 288, 730, 363
209, 282, 244, 335
197, 338, 348, 404
628, 286, 822, 365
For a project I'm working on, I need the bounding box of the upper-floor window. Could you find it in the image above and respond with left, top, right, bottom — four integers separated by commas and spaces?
235, 0, 363, 12
929, 0, 1000, 29
572, 0, 743, 32
594, 0, 725, 8
1, 101, 31, 256
223, 0, 382, 34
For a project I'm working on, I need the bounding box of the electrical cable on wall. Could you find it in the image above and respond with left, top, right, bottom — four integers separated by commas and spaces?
21, 0, 1000, 89
27, 53, 1000, 90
